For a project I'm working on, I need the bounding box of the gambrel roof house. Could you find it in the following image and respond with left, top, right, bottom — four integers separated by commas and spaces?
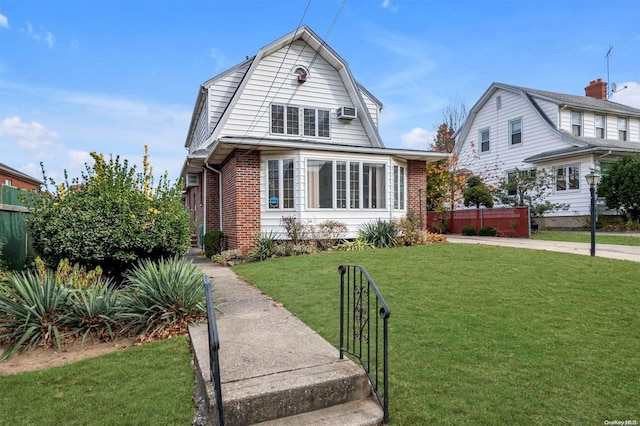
181, 26, 448, 253
453, 79, 640, 228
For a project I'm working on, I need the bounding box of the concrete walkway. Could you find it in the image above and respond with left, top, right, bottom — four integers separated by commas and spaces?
446, 235, 640, 263
187, 250, 382, 425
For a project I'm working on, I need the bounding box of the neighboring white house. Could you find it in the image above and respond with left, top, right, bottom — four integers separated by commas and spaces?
181, 26, 448, 253
453, 79, 640, 228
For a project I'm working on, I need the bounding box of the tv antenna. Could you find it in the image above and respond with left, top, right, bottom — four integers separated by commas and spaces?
606, 44, 613, 98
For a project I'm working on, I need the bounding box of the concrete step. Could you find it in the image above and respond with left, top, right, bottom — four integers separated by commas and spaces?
255, 398, 383, 426
221, 360, 372, 425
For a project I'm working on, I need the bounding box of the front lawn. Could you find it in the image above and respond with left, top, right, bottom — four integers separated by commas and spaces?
233, 244, 640, 425
0, 336, 194, 425
533, 231, 640, 246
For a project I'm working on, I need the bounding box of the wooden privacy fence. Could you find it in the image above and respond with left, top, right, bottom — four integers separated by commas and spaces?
0, 185, 32, 270
426, 207, 531, 238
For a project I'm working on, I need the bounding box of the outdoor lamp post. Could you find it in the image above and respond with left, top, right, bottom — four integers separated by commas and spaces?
585, 170, 601, 256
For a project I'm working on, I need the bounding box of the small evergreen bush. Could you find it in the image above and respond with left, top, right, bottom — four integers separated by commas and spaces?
478, 226, 497, 236
203, 230, 224, 258
461, 225, 476, 236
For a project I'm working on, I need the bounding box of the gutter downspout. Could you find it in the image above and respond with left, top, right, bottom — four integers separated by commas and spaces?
204, 163, 223, 234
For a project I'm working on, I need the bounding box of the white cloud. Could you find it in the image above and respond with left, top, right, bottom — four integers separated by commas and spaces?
0, 116, 59, 149
400, 127, 436, 150
22, 22, 55, 48
0, 80, 192, 182
0, 13, 8, 29
609, 81, 640, 109
381, 0, 399, 12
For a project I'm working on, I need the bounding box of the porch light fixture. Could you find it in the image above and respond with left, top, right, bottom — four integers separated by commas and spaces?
585, 169, 601, 256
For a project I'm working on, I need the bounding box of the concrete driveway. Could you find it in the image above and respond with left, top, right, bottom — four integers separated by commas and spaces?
446, 235, 640, 263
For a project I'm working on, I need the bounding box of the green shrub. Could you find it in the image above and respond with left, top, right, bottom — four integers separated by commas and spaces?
120, 257, 205, 338
252, 231, 278, 261
0, 271, 75, 360
26, 148, 190, 282
359, 219, 399, 248
203, 230, 224, 258
461, 225, 476, 236
478, 226, 497, 236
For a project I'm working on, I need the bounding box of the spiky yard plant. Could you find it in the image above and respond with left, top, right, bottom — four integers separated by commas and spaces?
120, 257, 205, 339
358, 219, 399, 248
66, 282, 124, 343
0, 271, 75, 360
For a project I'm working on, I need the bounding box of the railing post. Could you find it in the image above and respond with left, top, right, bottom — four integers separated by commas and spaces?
339, 265, 390, 423
203, 276, 224, 426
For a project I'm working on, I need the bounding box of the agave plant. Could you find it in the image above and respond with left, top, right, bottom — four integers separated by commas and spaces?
0, 270, 76, 360
358, 219, 399, 248
120, 256, 205, 338
66, 281, 125, 343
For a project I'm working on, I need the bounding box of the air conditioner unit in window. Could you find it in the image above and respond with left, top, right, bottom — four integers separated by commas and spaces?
337, 106, 357, 120
185, 173, 199, 187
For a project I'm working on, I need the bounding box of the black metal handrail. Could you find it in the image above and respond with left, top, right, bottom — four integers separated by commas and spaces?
338, 265, 390, 423
203, 275, 224, 426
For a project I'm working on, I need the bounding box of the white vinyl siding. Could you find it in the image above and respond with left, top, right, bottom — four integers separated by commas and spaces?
207, 62, 251, 135
221, 40, 372, 147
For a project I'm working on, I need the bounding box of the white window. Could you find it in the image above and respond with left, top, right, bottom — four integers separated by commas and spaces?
272, 104, 329, 138
594, 114, 605, 139
571, 111, 582, 136
480, 128, 490, 153
555, 165, 580, 191
303, 108, 330, 137
618, 117, 628, 141
4, 179, 11, 186
267, 159, 295, 209
307, 160, 386, 210
510, 119, 522, 146
393, 165, 405, 210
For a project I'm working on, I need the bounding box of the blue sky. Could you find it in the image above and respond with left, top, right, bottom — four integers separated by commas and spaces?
1, 0, 639, 183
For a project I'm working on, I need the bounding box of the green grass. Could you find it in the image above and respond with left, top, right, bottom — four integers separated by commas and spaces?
533, 231, 640, 246
0, 336, 194, 425
233, 245, 640, 425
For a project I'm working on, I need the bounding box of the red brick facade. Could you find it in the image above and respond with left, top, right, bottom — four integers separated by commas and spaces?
219, 150, 261, 254
407, 160, 427, 229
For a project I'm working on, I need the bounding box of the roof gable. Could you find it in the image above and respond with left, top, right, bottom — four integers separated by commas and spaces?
206, 25, 384, 150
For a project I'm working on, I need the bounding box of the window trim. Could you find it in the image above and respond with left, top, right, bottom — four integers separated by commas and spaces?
305, 158, 388, 211
571, 111, 582, 137
554, 164, 580, 192
595, 113, 606, 139
618, 116, 628, 141
393, 164, 406, 210
266, 158, 295, 210
509, 118, 522, 147
479, 128, 491, 154
271, 103, 330, 139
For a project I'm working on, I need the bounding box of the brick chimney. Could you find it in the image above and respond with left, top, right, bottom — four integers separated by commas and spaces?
585, 78, 607, 100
